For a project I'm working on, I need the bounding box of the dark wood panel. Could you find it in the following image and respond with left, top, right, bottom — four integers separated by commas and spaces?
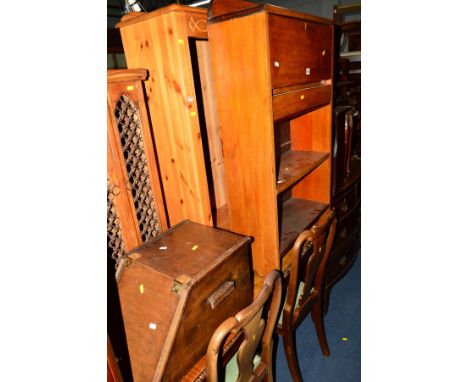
279, 198, 328, 255
135, 221, 249, 280
117, 221, 253, 382
164, 245, 252, 381
333, 184, 356, 220
332, 206, 358, 249
119, 264, 178, 382
107, 247, 133, 382
326, 234, 359, 287
108, 28, 124, 53
269, 15, 332, 88
276, 150, 329, 194
108, 336, 124, 382
273, 84, 331, 121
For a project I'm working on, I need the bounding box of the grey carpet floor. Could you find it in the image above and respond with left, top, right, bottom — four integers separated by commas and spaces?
274, 251, 361, 381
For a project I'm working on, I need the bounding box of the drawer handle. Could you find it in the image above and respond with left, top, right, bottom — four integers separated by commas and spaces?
340, 227, 347, 239
112, 186, 120, 196
207, 281, 235, 310
340, 199, 348, 213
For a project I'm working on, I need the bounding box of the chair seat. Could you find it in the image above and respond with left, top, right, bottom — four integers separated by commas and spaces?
225, 353, 262, 382
278, 281, 308, 325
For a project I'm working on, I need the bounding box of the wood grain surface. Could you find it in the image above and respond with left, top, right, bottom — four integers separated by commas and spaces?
119, 6, 215, 227
208, 12, 280, 275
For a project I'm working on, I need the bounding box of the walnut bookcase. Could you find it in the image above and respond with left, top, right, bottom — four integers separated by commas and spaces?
208, 0, 334, 275
117, 5, 228, 228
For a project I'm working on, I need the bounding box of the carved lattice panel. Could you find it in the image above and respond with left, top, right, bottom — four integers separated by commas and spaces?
107, 178, 126, 266
114, 95, 163, 242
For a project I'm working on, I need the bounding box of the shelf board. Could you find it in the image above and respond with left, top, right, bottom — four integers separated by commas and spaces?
276, 150, 329, 194
279, 198, 328, 256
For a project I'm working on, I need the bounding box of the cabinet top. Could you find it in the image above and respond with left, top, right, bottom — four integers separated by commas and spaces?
125, 220, 250, 283
208, 0, 332, 25
116, 4, 207, 28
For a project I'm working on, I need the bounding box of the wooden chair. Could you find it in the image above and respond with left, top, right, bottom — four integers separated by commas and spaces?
206, 270, 282, 382
277, 208, 337, 382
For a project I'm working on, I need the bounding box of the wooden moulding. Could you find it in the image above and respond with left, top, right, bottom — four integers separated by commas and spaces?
107, 68, 147, 83
272, 84, 332, 122
107, 127, 141, 252
116, 5, 208, 29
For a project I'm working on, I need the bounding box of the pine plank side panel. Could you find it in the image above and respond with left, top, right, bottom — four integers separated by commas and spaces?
119, 10, 213, 227
195, 40, 227, 212
208, 13, 279, 275
170, 12, 214, 225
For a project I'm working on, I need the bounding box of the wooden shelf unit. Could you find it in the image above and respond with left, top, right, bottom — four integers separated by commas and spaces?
117, 5, 228, 229
208, 0, 334, 275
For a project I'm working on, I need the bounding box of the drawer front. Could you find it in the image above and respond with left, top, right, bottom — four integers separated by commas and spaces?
334, 186, 356, 220
269, 15, 332, 88
272, 84, 331, 121
326, 236, 360, 288
333, 208, 359, 249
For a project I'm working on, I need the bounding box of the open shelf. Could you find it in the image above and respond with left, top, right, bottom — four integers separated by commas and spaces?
279, 197, 328, 256
276, 150, 329, 194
